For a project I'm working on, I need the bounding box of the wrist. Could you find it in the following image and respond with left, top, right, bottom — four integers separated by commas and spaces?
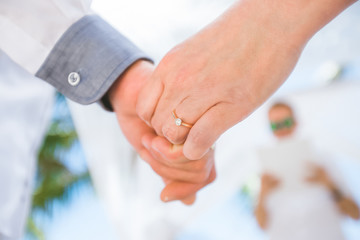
276, 0, 356, 45
108, 60, 154, 112
222, 0, 355, 108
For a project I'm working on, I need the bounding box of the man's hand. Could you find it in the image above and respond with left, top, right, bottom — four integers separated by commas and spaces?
109, 60, 155, 154
136, 0, 356, 160
141, 134, 216, 204
108, 60, 215, 204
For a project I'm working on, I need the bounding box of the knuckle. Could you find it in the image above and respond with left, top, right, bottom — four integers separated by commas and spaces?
136, 103, 151, 122
163, 125, 186, 144
185, 130, 211, 160
162, 45, 181, 63
157, 47, 181, 73
190, 129, 209, 148
150, 117, 163, 136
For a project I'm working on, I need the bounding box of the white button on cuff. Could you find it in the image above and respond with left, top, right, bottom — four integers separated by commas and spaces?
68, 72, 81, 86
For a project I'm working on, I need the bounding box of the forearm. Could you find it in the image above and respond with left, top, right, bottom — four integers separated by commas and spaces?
255, 183, 271, 229
323, 180, 360, 220
337, 197, 360, 220
255, 199, 268, 229
227, 0, 356, 46
226, 0, 356, 103
330, 184, 360, 219
272, 0, 356, 44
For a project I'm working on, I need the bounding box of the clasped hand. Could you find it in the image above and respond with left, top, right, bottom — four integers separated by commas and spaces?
109, 60, 216, 205
110, 0, 352, 204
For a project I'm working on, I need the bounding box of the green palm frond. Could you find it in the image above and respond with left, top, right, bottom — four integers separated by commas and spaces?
26, 93, 92, 239
26, 218, 45, 240
32, 169, 91, 215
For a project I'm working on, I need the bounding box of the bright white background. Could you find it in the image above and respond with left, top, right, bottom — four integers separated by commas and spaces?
28, 1, 360, 239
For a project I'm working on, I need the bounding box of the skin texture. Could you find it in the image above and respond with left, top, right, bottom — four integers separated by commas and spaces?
137, 0, 356, 161
108, 60, 215, 204
107, 0, 355, 204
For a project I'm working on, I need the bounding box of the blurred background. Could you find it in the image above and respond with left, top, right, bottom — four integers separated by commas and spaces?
19, 0, 360, 239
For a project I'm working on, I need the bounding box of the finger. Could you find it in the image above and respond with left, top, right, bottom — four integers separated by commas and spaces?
142, 147, 201, 184
151, 136, 215, 173
139, 146, 156, 165
136, 77, 164, 126
141, 132, 158, 151
162, 178, 197, 205
152, 92, 212, 144
145, 151, 211, 183
160, 166, 216, 202
183, 103, 246, 160
120, 117, 156, 154
181, 194, 197, 205
151, 136, 187, 163
161, 181, 201, 202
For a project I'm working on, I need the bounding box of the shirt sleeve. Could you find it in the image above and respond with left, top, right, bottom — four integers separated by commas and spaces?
0, 0, 152, 105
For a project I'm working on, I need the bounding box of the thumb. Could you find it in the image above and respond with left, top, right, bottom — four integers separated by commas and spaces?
183, 103, 243, 160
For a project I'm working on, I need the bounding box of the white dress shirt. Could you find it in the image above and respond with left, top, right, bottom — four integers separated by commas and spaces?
259, 138, 347, 240
0, 51, 54, 239
0, 0, 150, 106
0, 1, 149, 239
0, 0, 91, 74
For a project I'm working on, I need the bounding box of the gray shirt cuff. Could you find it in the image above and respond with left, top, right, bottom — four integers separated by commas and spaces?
36, 14, 152, 105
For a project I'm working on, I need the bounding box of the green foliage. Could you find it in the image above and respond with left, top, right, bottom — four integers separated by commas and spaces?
26, 93, 92, 240
26, 218, 45, 240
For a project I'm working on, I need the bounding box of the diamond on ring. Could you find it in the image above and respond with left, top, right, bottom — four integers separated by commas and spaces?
172, 110, 193, 128
175, 118, 182, 126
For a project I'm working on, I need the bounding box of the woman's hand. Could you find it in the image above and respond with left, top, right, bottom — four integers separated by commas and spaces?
137, 0, 355, 160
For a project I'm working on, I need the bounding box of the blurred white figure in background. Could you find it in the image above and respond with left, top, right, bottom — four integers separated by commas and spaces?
255, 102, 359, 240
0, 51, 54, 239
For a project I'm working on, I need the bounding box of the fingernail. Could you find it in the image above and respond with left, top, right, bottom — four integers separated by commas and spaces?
162, 195, 172, 202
